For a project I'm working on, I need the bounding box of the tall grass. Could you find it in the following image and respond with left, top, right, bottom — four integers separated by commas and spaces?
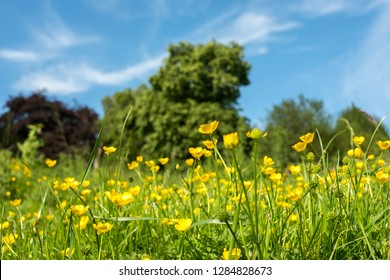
0, 120, 389, 260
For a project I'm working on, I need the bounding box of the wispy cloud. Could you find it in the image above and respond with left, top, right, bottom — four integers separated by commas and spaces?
0, 49, 39, 62
13, 55, 165, 95
294, 0, 347, 16
190, 10, 299, 55
341, 1, 390, 119
291, 0, 387, 16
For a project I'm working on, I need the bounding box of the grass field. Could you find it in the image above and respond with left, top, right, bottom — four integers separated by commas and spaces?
1, 120, 389, 260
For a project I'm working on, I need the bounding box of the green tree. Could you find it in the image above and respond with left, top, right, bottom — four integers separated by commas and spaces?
260, 95, 333, 167
150, 41, 250, 106
101, 41, 252, 160
333, 104, 389, 156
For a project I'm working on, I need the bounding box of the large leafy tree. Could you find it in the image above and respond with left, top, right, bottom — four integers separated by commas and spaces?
0, 92, 98, 158
150, 41, 250, 106
260, 95, 333, 167
101, 41, 252, 160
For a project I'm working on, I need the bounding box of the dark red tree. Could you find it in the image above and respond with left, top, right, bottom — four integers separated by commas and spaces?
0, 92, 98, 158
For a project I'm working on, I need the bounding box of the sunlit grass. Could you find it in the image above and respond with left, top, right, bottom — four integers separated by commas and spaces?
1, 120, 389, 260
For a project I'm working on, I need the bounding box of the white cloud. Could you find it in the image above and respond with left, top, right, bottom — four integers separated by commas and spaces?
13, 55, 164, 95
292, 0, 388, 16
341, 1, 390, 121
191, 11, 299, 54
82, 55, 164, 85
295, 0, 347, 16
0, 49, 39, 62
32, 14, 100, 50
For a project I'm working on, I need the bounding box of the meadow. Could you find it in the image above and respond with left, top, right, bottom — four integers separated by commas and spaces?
1, 120, 389, 260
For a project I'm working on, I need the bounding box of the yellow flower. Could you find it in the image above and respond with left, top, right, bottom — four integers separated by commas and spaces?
299, 132, 315, 144
105, 190, 134, 206
347, 148, 363, 158
222, 248, 241, 260
198, 120, 219, 134
377, 140, 390, 150
75, 215, 90, 230
376, 170, 389, 185
2, 234, 18, 245
158, 157, 169, 165
292, 142, 307, 152
185, 158, 194, 166
289, 213, 299, 222
71, 204, 89, 216
45, 158, 57, 167
103, 146, 117, 155
127, 161, 138, 170
93, 222, 113, 234
61, 247, 74, 257
189, 147, 204, 160
261, 166, 276, 175
288, 165, 302, 175
128, 185, 141, 195
174, 218, 192, 231
353, 136, 365, 145
246, 128, 263, 139
263, 155, 275, 166
145, 160, 155, 167
10, 199, 21, 207
1, 221, 10, 230
223, 132, 239, 149
136, 156, 143, 162
202, 139, 217, 149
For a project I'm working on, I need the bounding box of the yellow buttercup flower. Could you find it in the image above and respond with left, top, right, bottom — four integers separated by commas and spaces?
128, 185, 141, 195
292, 142, 307, 152
263, 155, 275, 166
1, 221, 10, 230
202, 139, 218, 149
45, 158, 57, 167
93, 222, 113, 234
10, 199, 21, 207
198, 120, 219, 134
299, 132, 315, 144
174, 218, 192, 231
376, 170, 389, 185
222, 248, 241, 260
377, 140, 390, 150
288, 165, 302, 175
158, 157, 169, 165
127, 161, 138, 170
75, 215, 90, 230
223, 132, 239, 149
61, 247, 75, 257
105, 190, 134, 206
189, 147, 204, 160
103, 146, 117, 155
246, 128, 263, 139
353, 136, 365, 145
185, 158, 194, 166
71, 204, 89, 216
2, 234, 18, 245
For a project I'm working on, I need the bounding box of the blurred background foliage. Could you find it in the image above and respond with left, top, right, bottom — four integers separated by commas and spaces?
0, 40, 388, 167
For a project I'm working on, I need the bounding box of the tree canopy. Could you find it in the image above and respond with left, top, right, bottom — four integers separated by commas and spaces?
333, 104, 389, 155
149, 41, 250, 107
259, 95, 333, 167
0, 92, 98, 158
101, 41, 252, 160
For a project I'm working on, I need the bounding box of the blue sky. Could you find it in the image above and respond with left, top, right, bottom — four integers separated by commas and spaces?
1, 0, 390, 130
